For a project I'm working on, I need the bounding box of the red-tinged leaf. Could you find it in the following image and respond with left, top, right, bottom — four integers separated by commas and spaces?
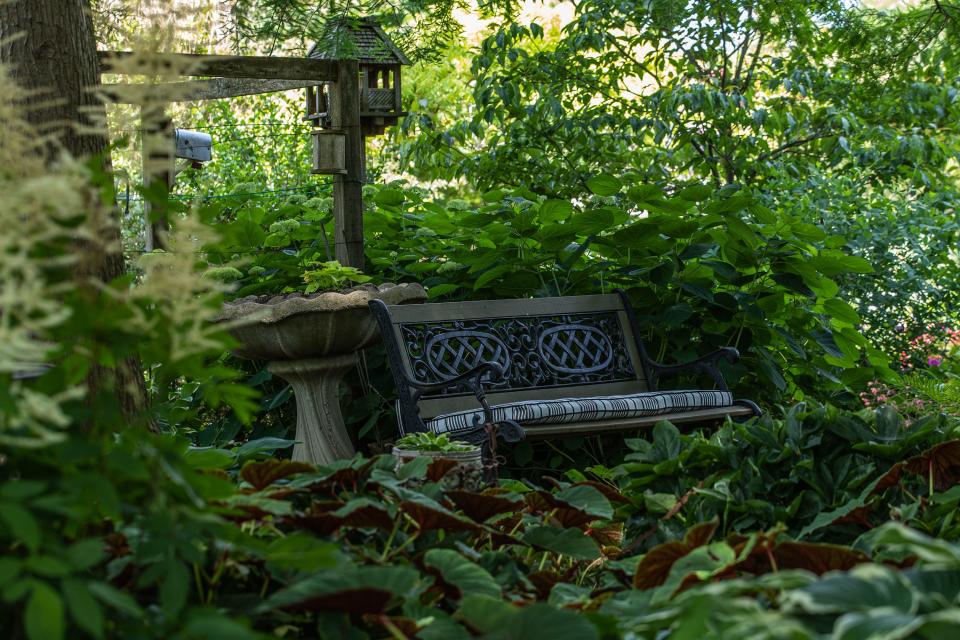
524, 491, 599, 529
527, 571, 562, 599
835, 505, 874, 528
524, 491, 558, 513
363, 614, 421, 637
427, 458, 459, 482
333, 500, 395, 531
288, 588, 394, 615
241, 460, 315, 491
401, 501, 480, 533
633, 541, 691, 589
574, 481, 631, 504
684, 520, 719, 547
871, 462, 905, 495
633, 520, 719, 590
288, 514, 342, 535
772, 541, 869, 574
446, 490, 523, 523
490, 513, 522, 532
904, 440, 960, 491
306, 459, 378, 494
587, 522, 624, 547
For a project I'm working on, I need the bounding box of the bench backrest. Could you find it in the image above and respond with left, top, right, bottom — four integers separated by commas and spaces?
371, 293, 651, 422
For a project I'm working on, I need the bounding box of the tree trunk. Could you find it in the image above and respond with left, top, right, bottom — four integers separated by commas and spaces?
0, 0, 153, 428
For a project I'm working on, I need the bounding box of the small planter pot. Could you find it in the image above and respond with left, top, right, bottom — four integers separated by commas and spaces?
391, 446, 485, 491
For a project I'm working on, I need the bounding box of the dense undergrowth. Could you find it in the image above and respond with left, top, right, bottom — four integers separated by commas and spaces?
5, 403, 960, 638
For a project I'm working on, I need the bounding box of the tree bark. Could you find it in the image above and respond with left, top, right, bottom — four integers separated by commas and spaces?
0, 0, 152, 428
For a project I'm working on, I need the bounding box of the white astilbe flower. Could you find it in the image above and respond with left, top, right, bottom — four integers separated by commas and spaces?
0, 66, 87, 445
128, 214, 230, 364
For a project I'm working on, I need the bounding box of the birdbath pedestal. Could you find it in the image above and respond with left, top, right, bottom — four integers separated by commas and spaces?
217, 283, 426, 465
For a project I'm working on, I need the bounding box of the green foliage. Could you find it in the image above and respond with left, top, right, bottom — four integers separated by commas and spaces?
363, 181, 891, 402
394, 431, 478, 453
303, 261, 371, 294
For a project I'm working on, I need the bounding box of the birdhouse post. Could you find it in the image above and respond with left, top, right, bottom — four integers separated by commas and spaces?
306, 18, 410, 269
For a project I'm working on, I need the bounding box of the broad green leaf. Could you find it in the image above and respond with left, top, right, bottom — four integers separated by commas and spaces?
25, 582, 64, 640
264, 533, 342, 571
555, 485, 614, 520
458, 595, 516, 634
523, 526, 601, 560
651, 421, 681, 462
784, 564, 918, 615
66, 538, 106, 571
424, 549, 501, 599
832, 610, 921, 640
184, 447, 236, 470
487, 603, 599, 640
160, 561, 189, 618
539, 199, 574, 223
236, 437, 295, 463
586, 174, 622, 196
63, 578, 104, 639
678, 185, 713, 201
374, 188, 405, 207
258, 566, 420, 613
0, 502, 40, 551
88, 581, 145, 618
183, 608, 261, 640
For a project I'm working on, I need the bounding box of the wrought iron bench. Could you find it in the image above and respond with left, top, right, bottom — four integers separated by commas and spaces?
369, 291, 760, 446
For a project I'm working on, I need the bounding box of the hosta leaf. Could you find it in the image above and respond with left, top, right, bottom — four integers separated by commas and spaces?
783, 564, 919, 615
832, 610, 921, 640
424, 549, 501, 599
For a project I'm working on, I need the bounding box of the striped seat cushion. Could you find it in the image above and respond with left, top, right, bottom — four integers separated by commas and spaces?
424, 390, 734, 436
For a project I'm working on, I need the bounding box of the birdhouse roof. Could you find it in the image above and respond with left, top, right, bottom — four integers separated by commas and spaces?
308, 17, 411, 66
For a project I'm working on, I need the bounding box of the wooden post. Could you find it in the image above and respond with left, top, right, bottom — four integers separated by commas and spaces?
329, 59, 365, 270
140, 103, 174, 252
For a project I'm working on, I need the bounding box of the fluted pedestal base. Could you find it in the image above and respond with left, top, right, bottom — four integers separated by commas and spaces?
268, 353, 358, 465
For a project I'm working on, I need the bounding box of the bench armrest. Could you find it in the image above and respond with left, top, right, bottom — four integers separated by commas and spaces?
648, 347, 739, 391
407, 361, 506, 430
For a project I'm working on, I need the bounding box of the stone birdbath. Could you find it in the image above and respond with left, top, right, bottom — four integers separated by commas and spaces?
216, 283, 426, 465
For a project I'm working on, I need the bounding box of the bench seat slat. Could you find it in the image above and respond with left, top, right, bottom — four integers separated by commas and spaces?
520, 404, 755, 437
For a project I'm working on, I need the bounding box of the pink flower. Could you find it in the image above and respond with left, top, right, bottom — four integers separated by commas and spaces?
928, 356, 943, 367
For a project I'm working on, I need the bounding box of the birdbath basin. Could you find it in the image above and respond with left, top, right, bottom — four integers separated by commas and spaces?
216, 283, 426, 465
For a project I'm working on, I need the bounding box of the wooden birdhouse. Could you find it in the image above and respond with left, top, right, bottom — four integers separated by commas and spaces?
312, 129, 347, 174
306, 17, 410, 136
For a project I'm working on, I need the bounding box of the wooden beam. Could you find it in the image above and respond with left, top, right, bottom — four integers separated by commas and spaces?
98, 50, 337, 81
330, 60, 365, 270
102, 78, 320, 104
